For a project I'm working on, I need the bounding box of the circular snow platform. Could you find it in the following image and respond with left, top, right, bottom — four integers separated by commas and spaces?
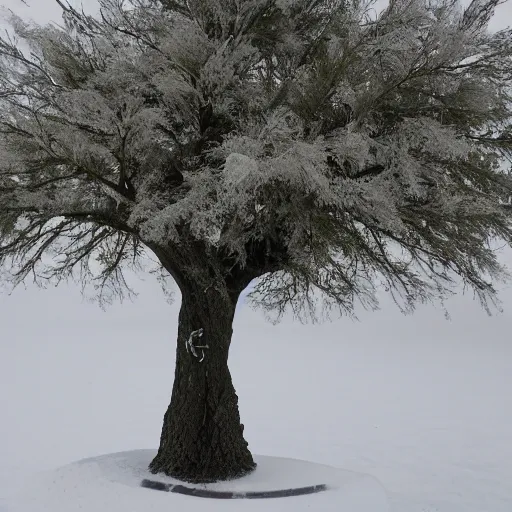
6, 449, 389, 512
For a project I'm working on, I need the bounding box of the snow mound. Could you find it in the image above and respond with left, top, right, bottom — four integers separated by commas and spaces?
6, 449, 389, 512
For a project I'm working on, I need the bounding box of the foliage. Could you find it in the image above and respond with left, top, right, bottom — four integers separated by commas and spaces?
1, 0, 512, 317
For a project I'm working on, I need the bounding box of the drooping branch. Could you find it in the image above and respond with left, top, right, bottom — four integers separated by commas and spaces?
0, 206, 141, 302
0, 30, 63, 89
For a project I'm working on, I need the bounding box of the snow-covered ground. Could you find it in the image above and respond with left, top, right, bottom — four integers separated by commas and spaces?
4, 450, 388, 512
1, 248, 512, 512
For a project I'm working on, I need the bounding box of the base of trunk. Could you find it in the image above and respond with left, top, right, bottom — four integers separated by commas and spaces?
149, 448, 256, 484
148, 380, 256, 483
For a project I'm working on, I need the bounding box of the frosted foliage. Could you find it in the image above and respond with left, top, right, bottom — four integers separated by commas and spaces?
200, 40, 259, 101
223, 153, 259, 188
159, 16, 213, 73
0, 0, 511, 317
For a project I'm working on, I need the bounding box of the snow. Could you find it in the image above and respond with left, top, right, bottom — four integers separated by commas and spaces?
185, 327, 208, 362
1, 248, 512, 512
5, 450, 388, 512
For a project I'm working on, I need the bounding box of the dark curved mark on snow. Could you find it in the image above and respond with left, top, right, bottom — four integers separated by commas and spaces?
140, 478, 328, 499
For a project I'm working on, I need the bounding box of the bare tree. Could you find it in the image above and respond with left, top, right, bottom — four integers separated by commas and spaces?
1, 0, 511, 482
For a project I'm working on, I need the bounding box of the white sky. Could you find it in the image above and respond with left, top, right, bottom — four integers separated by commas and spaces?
0, 0, 511, 28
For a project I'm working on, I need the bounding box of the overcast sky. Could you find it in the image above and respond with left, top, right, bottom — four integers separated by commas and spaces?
0, 0, 511, 28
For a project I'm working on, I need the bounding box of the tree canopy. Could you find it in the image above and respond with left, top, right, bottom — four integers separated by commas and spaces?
1, 0, 512, 318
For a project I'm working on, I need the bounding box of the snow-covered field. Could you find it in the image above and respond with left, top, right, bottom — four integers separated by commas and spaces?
1, 249, 512, 512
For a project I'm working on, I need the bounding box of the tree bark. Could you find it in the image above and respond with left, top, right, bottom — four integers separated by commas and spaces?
149, 272, 256, 483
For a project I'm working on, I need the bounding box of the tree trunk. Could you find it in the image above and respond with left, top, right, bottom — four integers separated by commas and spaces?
149, 275, 255, 483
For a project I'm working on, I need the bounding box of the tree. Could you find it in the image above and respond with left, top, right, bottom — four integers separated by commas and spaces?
1, 0, 511, 483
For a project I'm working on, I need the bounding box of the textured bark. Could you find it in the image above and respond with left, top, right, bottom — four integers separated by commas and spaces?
149, 272, 255, 483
